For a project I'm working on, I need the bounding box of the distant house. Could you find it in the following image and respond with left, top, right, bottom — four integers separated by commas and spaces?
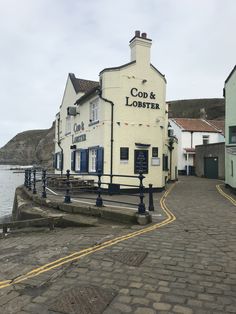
224, 65, 236, 192
169, 118, 225, 175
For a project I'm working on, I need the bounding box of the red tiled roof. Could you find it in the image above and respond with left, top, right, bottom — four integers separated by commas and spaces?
171, 118, 221, 133
69, 73, 99, 94
207, 120, 225, 136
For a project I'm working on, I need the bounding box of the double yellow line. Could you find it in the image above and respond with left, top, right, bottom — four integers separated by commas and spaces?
216, 184, 236, 206
0, 183, 176, 290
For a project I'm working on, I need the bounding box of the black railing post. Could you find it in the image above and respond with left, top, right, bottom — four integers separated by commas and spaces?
42, 169, 47, 198
96, 170, 103, 207
28, 169, 32, 191
138, 172, 146, 214
33, 169, 37, 194
64, 169, 71, 203
24, 169, 28, 187
148, 184, 154, 211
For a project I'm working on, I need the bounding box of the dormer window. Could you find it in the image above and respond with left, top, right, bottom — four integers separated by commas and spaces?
90, 98, 99, 123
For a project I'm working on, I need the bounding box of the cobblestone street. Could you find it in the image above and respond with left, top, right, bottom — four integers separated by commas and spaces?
0, 176, 236, 314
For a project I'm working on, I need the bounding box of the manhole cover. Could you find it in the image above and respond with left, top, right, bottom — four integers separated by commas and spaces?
107, 251, 148, 266
49, 285, 116, 314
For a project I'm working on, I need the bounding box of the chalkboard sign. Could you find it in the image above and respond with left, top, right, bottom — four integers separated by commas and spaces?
134, 150, 149, 174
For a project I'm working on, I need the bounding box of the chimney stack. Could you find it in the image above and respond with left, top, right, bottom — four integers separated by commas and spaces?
129, 30, 152, 66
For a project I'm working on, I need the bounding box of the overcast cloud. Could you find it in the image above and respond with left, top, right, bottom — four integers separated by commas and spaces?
0, 0, 235, 147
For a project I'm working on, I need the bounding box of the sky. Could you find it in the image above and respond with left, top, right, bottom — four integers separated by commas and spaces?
0, 0, 235, 148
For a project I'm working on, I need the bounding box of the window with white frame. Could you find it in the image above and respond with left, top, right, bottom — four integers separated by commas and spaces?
89, 148, 97, 172
75, 151, 81, 171
202, 135, 209, 145
56, 152, 62, 170
90, 98, 99, 123
65, 116, 72, 135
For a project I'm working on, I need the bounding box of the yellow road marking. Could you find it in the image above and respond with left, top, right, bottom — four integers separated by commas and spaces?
0, 183, 177, 289
216, 184, 236, 206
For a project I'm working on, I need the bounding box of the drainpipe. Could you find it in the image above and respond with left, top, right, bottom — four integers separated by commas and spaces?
97, 88, 114, 184
57, 114, 63, 176
190, 131, 193, 148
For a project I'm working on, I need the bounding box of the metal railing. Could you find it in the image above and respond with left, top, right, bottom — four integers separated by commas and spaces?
24, 169, 155, 215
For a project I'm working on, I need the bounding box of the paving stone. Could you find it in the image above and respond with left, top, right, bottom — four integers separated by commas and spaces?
32, 296, 48, 304
226, 305, 236, 313
112, 302, 132, 313
163, 294, 186, 304
187, 299, 202, 307
198, 293, 215, 301
153, 302, 172, 311
119, 288, 129, 295
117, 296, 132, 303
158, 286, 170, 293
129, 282, 143, 288
131, 297, 150, 306
203, 301, 224, 310
134, 307, 156, 314
173, 305, 193, 314
146, 292, 162, 302
129, 289, 146, 297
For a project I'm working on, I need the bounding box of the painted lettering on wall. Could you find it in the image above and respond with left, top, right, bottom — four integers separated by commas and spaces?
72, 134, 86, 143
74, 121, 84, 133
125, 88, 160, 109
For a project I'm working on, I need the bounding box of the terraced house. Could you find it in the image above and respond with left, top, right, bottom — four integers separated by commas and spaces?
224, 65, 236, 192
54, 31, 178, 190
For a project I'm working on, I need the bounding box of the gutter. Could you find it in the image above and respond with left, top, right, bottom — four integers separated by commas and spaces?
57, 114, 63, 175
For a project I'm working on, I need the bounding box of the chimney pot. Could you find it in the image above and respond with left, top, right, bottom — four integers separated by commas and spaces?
135, 30, 140, 37
141, 32, 147, 38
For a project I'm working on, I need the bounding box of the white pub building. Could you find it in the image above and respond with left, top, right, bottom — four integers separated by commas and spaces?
54, 31, 177, 190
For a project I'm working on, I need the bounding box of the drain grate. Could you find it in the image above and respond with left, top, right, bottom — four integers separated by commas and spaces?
49, 285, 116, 314
107, 251, 148, 266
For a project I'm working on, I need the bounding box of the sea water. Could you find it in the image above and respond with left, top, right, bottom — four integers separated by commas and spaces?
0, 165, 24, 219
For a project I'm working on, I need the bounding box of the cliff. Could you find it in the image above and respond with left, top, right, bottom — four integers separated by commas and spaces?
0, 122, 55, 169
168, 98, 225, 120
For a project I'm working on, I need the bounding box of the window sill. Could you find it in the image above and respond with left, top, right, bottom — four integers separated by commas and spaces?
89, 120, 99, 127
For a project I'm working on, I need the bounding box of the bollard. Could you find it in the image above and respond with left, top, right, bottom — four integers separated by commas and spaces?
138, 172, 146, 214
96, 170, 103, 207
33, 169, 37, 194
41, 169, 47, 198
28, 169, 32, 191
148, 184, 154, 211
64, 169, 71, 203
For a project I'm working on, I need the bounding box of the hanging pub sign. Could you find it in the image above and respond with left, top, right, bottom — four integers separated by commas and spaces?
134, 150, 149, 174
125, 88, 160, 109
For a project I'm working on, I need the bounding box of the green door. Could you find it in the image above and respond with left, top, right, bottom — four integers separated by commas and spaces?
204, 157, 218, 179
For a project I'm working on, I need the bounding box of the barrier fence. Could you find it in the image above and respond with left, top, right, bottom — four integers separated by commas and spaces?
24, 169, 155, 215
